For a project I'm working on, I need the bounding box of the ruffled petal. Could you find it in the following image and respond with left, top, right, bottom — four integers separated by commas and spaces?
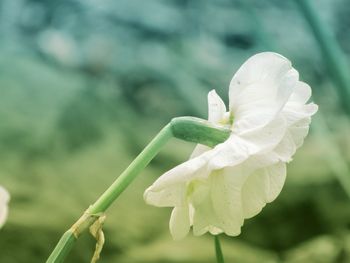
273, 131, 297, 162
208, 115, 287, 170
289, 81, 312, 104
273, 101, 318, 161
237, 115, 287, 153
190, 179, 215, 236
209, 167, 247, 235
242, 161, 286, 219
169, 206, 191, 240
229, 52, 297, 133
191, 167, 246, 236
229, 53, 292, 97
144, 151, 213, 207
191, 156, 285, 237
264, 162, 287, 202
207, 134, 250, 170
288, 122, 311, 148
241, 169, 268, 219
283, 103, 318, 127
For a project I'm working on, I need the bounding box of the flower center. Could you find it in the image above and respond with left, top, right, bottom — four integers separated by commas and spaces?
218, 112, 234, 128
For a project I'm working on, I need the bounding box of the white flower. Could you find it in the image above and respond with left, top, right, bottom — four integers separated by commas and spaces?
144, 52, 318, 240
0, 186, 10, 228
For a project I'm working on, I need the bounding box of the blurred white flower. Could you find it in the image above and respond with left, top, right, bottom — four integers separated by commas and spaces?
144, 52, 318, 240
0, 186, 9, 228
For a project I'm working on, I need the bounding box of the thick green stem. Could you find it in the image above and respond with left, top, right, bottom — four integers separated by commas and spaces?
46, 116, 230, 263
214, 235, 225, 263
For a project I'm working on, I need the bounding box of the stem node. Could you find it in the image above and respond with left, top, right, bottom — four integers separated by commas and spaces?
46, 117, 231, 262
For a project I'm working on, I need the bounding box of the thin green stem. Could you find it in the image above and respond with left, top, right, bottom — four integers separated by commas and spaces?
214, 235, 225, 263
89, 122, 173, 214
46, 116, 230, 263
46, 230, 76, 263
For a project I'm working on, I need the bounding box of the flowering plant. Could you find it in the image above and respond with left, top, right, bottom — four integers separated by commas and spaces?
46, 52, 317, 263
144, 52, 318, 239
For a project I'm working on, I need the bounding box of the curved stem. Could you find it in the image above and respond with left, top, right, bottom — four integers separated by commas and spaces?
214, 235, 225, 263
46, 117, 230, 263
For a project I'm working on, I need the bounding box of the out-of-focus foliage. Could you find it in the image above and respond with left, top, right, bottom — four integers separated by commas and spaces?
0, 0, 350, 262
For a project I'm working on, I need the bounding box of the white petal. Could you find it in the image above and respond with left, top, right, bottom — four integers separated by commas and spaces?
169, 206, 191, 240
264, 162, 287, 202
189, 179, 214, 236
191, 167, 247, 236
289, 81, 312, 104
208, 226, 223, 235
208, 90, 227, 123
283, 103, 318, 126
237, 116, 287, 153
288, 124, 310, 148
207, 116, 287, 170
0, 186, 9, 228
190, 144, 211, 159
189, 90, 226, 163
273, 131, 297, 162
0, 206, 8, 228
273, 101, 318, 160
0, 186, 9, 204
144, 151, 212, 207
229, 53, 292, 98
229, 52, 297, 132
209, 168, 247, 236
241, 169, 267, 219
192, 193, 223, 236
242, 161, 286, 219
207, 135, 250, 170
144, 183, 186, 208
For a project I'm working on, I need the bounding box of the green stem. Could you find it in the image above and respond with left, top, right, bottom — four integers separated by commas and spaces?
46, 116, 230, 263
89, 122, 173, 214
46, 230, 76, 263
214, 235, 225, 263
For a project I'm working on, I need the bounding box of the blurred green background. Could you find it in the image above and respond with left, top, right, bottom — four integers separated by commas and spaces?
1, 0, 350, 262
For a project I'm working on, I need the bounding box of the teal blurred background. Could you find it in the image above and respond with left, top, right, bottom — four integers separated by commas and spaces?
1, 0, 350, 262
